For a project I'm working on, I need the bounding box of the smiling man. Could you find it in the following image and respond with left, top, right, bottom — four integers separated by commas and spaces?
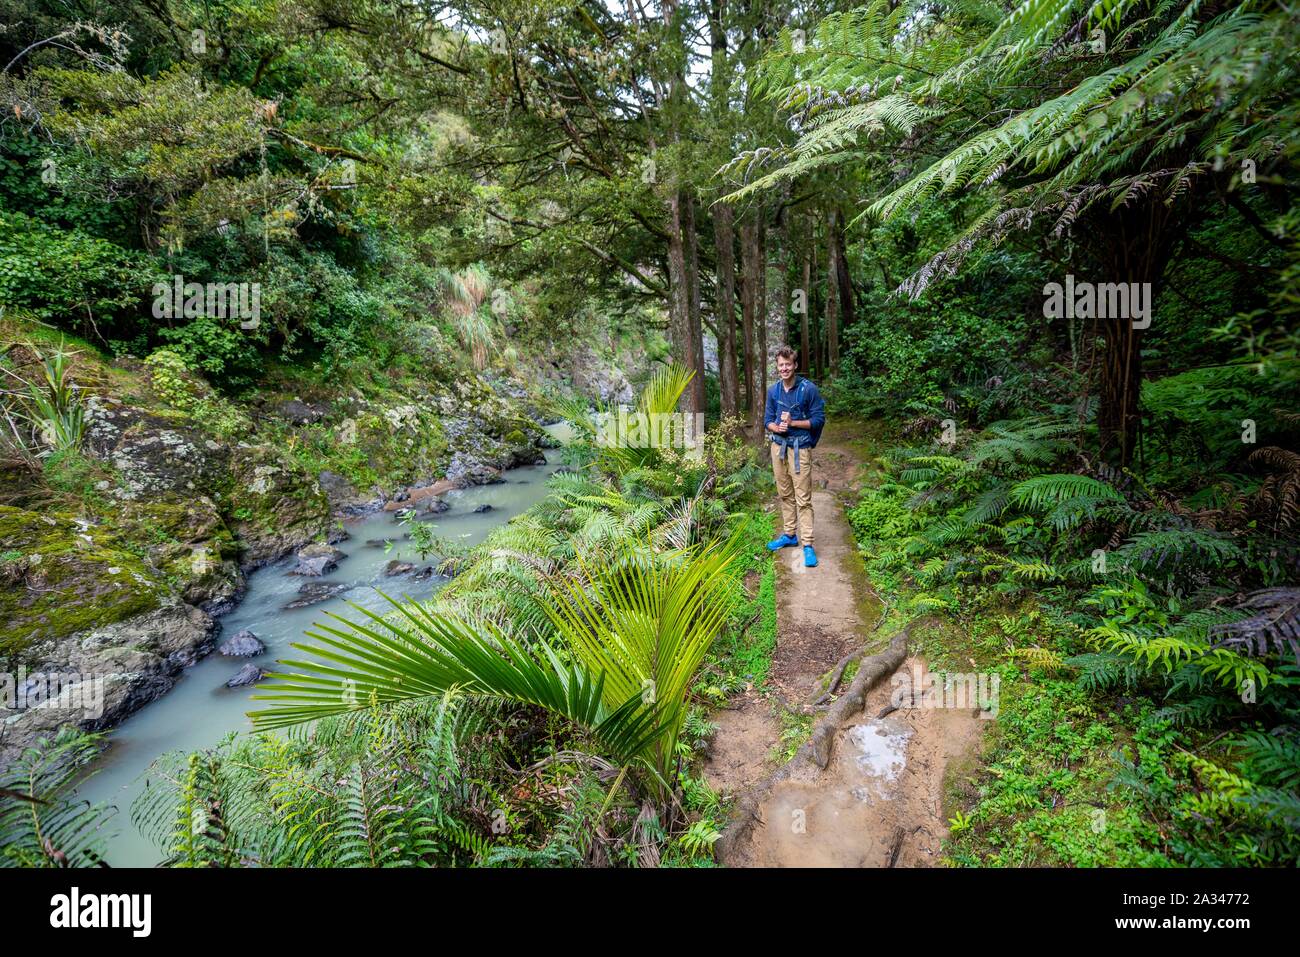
764, 346, 826, 567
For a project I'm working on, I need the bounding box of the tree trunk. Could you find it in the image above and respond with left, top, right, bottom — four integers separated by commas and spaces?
833, 210, 855, 331
1092, 199, 1177, 467
659, 0, 702, 415
740, 214, 765, 431
800, 234, 811, 375
667, 191, 694, 407
1097, 316, 1142, 467
767, 208, 788, 370
811, 237, 823, 379
826, 209, 840, 377
708, 0, 737, 419
683, 190, 706, 413
714, 202, 739, 418
755, 217, 769, 416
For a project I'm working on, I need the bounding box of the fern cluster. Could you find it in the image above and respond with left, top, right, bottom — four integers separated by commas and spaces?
848, 401, 1300, 864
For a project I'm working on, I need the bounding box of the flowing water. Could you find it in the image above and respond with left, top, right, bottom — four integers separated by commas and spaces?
73, 436, 570, 866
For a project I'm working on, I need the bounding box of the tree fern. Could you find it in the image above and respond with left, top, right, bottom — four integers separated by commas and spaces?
1210, 587, 1300, 663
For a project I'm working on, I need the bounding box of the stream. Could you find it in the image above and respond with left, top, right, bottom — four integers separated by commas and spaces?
73, 432, 570, 867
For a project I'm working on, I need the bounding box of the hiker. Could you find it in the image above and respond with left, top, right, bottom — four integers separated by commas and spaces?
764, 345, 826, 567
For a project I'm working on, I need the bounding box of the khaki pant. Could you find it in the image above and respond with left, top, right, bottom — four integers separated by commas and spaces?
770, 441, 814, 546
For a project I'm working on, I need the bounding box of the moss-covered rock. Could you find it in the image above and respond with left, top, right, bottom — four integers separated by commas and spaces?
0, 505, 170, 663
115, 497, 243, 613
0, 599, 215, 769
224, 444, 336, 566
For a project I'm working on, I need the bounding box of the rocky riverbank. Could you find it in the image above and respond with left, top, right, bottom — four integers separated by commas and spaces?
0, 346, 559, 769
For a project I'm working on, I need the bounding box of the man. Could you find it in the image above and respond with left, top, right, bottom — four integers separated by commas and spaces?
764, 345, 826, 567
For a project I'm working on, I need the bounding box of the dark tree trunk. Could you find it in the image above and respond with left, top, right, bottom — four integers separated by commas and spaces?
708, 0, 737, 419
714, 202, 739, 418
833, 210, 855, 331
800, 239, 811, 375
811, 237, 823, 379
1092, 199, 1177, 467
683, 190, 706, 413
740, 214, 767, 431
826, 209, 840, 376
740, 216, 759, 425
756, 216, 769, 417
667, 191, 694, 409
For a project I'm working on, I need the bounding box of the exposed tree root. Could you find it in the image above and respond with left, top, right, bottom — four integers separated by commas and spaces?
714, 625, 912, 862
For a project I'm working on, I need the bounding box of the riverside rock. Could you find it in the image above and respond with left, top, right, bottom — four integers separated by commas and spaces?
225, 663, 268, 688
288, 542, 347, 577
218, 629, 265, 657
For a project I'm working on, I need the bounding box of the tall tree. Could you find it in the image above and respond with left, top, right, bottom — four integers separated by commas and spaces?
740, 212, 764, 430
826, 208, 840, 376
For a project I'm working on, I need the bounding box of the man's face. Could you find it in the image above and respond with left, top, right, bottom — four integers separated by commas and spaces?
776, 355, 796, 381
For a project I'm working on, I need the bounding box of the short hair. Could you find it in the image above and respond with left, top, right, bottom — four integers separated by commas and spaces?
775, 345, 797, 362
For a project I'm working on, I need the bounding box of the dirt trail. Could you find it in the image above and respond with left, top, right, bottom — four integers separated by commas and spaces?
705, 423, 987, 867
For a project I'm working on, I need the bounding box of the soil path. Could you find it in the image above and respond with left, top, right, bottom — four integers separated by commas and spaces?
705, 421, 987, 867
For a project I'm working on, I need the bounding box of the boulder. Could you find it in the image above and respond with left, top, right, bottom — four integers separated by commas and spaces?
0, 600, 217, 768
272, 399, 327, 426
82, 397, 227, 502
119, 497, 243, 614
298, 542, 347, 562
289, 556, 334, 577
384, 560, 415, 576
288, 542, 347, 577
318, 470, 373, 513
283, 582, 350, 610
226, 445, 335, 568
0, 505, 172, 659
443, 450, 506, 488
225, 663, 268, 688
218, 629, 265, 658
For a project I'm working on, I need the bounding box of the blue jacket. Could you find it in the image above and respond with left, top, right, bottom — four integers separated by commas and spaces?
764, 376, 826, 450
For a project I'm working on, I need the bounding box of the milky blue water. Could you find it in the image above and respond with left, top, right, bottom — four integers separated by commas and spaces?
72, 446, 566, 866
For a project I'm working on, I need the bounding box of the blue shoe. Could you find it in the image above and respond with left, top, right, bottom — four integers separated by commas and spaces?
803, 545, 818, 567
766, 533, 798, 551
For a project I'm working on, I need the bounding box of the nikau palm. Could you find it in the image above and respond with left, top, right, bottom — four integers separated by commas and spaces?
552, 361, 699, 477
250, 536, 741, 799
